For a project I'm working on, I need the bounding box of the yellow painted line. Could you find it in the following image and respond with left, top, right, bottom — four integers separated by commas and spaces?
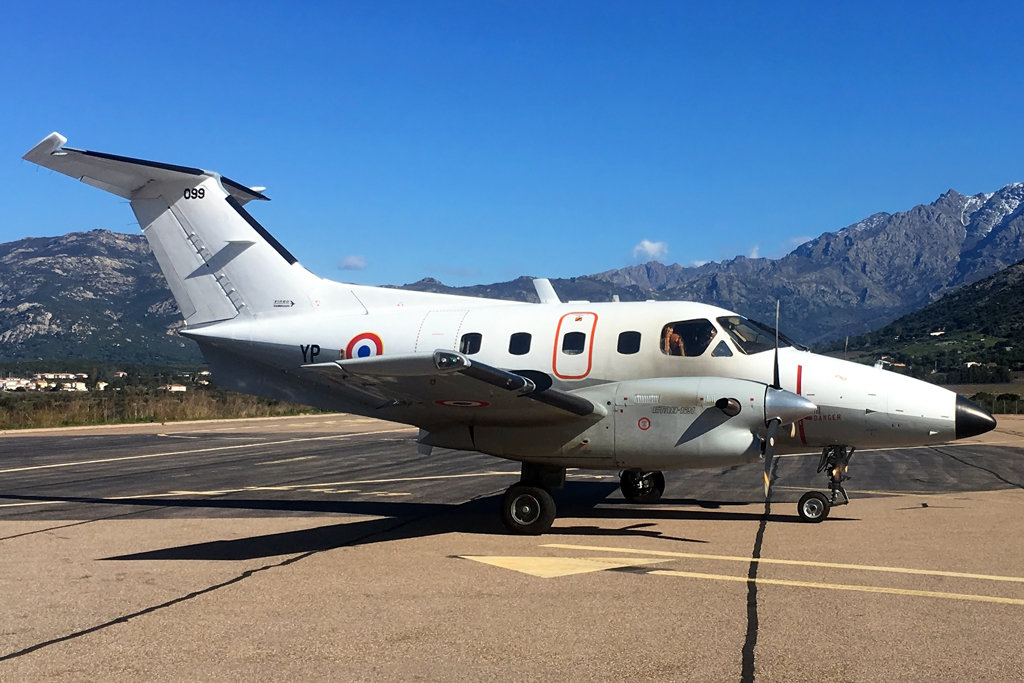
774, 439, 1024, 458
772, 485, 953, 498
0, 428, 410, 474
281, 471, 519, 488
649, 570, 1024, 606
544, 544, 1024, 584
462, 555, 669, 579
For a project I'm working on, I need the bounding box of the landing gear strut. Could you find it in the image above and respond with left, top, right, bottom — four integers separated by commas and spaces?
619, 470, 666, 504
797, 445, 854, 523
501, 463, 564, 535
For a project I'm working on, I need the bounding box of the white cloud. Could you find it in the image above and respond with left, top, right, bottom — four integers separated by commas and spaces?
748, 245, 760, 258
691, 260, 709, 267
632, 239, 669, 261
339, 254, 367, 270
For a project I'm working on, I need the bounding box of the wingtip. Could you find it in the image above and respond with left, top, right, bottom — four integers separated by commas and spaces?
23, 132, 67, 163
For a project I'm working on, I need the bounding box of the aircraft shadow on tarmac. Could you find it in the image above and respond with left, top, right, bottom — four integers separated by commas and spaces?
2, 482, 851, 562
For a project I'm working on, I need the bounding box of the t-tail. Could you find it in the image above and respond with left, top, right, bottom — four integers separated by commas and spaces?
24, 132, 337, 327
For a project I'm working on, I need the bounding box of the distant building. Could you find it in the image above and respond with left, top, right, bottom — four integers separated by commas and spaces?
160, 384, 187, 392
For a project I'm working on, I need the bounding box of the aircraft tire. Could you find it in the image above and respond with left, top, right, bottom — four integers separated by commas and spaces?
501, 484, 556, 535
797, 491, 830, 522
620, 470, 666, 504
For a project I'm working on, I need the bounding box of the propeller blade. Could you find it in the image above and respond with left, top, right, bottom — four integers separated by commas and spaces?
763, 417, 781, 498
772, 300, 781, 390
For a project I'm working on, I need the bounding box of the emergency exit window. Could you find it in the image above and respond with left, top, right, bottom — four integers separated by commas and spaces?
561, 331, 586, 355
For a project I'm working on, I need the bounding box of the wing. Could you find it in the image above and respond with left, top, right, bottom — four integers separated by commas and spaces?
302, 350, 605, 428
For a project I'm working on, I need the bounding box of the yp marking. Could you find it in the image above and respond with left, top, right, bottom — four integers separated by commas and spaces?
300, 344, 321, 363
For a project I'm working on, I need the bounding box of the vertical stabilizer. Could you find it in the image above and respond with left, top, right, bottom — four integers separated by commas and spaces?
24, 133, 325, 326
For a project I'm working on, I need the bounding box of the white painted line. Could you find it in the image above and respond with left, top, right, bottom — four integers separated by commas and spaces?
0, 500, 64, 508
0, 428, 411, 474
0, 470, 519, 508
256, 456, 317, 466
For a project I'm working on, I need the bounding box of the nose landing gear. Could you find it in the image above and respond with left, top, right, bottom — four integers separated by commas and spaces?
797, 445, 854, 522
619, 469, 666, 504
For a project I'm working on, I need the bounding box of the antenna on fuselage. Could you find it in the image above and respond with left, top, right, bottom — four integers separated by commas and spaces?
764, 299, 782, 498
532, 278, 562, 304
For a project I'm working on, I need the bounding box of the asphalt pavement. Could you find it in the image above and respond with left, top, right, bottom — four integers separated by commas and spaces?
1, 414, 1022, 681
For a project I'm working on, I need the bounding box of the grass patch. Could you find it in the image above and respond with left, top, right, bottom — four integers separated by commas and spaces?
0, 387, 317, 430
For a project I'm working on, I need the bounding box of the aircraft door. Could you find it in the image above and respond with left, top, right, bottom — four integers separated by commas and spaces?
415, 310, 469, 352
552, 312, 598, 380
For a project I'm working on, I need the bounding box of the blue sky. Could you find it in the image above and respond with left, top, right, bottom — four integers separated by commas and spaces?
3, 1, 1023, 286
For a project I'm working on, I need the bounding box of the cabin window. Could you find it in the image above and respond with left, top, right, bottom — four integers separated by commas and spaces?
460, 332, 482, 355
660, 319, 718, 357
508, 332, 532, 355
561, 331, 586, 356
617, 331, 641, 355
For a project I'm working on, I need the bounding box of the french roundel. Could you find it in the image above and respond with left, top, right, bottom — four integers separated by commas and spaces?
346, 332, 383, 359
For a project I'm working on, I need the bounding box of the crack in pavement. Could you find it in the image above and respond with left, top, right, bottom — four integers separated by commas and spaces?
741, 457, 778, 683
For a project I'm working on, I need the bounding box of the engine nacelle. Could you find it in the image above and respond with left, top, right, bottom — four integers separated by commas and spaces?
468, 376, 815, 471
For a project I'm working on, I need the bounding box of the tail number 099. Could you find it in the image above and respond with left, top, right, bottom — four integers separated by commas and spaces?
184, 187, 206, 199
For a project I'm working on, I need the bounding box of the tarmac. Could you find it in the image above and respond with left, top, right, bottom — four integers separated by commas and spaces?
1, 413, 1022, 681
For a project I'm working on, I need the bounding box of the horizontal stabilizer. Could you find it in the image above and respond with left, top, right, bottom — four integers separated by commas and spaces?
23, 132, 268, 204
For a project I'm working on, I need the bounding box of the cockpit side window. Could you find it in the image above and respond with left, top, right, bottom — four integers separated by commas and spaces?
659, 319, 717, 357
711, 340, 734, 357
716, 316, 796, 355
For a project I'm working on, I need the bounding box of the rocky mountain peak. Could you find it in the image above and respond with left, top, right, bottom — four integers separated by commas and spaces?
3, 180, 1024, 362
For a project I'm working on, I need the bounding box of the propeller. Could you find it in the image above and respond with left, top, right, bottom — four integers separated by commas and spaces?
772, 299, 781, 391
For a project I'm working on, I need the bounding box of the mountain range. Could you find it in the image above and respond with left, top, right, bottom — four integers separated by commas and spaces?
2, 181, 1023, 364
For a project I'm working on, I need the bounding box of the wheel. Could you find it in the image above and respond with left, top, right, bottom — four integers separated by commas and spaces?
619, 470, 666, 504
501, 484, 556, 535
797, 491, 830, 522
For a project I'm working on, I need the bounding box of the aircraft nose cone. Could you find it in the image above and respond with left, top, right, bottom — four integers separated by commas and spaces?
955, 395, 997, 439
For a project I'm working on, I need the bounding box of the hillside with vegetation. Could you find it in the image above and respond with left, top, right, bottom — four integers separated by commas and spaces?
822, 258, 1024, 385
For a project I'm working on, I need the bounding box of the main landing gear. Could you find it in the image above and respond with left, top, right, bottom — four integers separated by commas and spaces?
619, 469, 666, 504
501, 463, 565, 535
797, 445, 854, 522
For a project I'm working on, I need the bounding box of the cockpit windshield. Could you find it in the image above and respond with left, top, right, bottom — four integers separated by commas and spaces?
716, 316, 802, 355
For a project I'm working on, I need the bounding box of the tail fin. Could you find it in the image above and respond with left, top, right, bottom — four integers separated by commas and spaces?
24, 132, 325, 326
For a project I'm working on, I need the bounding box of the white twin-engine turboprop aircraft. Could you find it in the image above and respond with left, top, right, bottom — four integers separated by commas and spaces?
24, 132, 997, 534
